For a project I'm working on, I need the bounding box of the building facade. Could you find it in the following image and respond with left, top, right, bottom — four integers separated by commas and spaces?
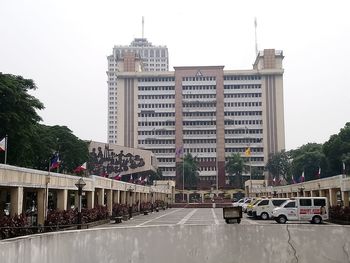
107, 49, 285, 189
107, 38, 169, 144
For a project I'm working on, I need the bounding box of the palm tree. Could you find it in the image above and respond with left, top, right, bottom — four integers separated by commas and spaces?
225, 153, 244, 189
177, 153, 199, 189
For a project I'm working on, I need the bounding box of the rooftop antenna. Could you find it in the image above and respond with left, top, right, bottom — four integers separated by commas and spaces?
254, 17, 258, 56
142, 16, 144, 39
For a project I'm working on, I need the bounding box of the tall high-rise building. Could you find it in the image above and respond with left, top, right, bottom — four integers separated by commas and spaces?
107, 38, 169, 144
107, 47, 285, 189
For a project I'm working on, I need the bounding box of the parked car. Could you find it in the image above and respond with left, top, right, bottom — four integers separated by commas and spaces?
272, 197, 328, 224
250, 198, 289, 220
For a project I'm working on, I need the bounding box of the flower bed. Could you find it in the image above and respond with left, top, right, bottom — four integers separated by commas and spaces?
0, 214, 35, 239
329, 206, 350, 223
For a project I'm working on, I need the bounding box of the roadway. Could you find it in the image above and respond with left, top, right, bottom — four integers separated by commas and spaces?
96, 208, 334, 228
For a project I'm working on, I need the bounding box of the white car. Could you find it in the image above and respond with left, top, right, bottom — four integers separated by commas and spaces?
250, 198, 288, 220
272, 197, 328, 224
242, 198, 256, 213
233, 198, 245, 207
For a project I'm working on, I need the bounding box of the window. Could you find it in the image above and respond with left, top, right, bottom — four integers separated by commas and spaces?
314, 199, 326, 207
284, 201, 296, 208
258, 200, 269, 206
272, 200, 287, 206
300, 199, 312, 206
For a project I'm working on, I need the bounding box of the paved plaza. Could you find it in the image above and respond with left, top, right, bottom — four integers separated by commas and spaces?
96, 208, 333, 228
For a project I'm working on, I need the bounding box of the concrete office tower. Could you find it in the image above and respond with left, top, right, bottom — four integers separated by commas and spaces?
108, 49, 285, 189
107, 39, 169, 144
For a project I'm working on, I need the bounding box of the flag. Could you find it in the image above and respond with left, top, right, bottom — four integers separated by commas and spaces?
300, 171, 305, 182
49, 153, 60, 171
244, 147, 251, 157
175, 146, 183, 158
129, 174, 134, 183
0, 137, 6, 152
273, 177, 276, 185
74, 162, 87, 173
343, 162, 346, 174
316, 167, 321, 178
114, 173, 122, 180
291, 175, 296, 184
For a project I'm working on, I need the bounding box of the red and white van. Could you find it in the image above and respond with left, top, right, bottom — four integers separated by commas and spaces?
271, 197, 328, 224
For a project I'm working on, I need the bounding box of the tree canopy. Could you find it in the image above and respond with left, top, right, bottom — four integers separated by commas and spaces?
0, 73, 88, 173
225, 153, 245, 188
177, 153, 199, 189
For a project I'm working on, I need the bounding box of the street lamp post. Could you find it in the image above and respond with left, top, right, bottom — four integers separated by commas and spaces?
75, 177, 86, 229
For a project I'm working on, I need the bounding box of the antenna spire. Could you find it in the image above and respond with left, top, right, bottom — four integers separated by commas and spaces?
254, 17, 258, 56
142, 16, 144, 39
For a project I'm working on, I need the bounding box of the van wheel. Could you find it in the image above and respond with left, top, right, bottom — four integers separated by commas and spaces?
277, 215, 287, 224
261, 212, 269, 220
312, 216, 322, 224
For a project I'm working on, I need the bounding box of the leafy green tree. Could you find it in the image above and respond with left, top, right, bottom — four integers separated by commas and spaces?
177, 153, 199, 189
323, 123, 350, 176
225, 153, 244, 188
149, 168, 163, 184
0, 74, 44, 166
290, 143, 326, 181
265, 150, 291, 185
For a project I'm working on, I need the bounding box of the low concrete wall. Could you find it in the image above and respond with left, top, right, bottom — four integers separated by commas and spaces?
1, 224, 349, 263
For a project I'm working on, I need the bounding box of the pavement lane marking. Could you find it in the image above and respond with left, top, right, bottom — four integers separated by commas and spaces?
244, 218, 259, 225
177, 209, 198, 225
211, 208, 219, 225
136, 208, 184, 227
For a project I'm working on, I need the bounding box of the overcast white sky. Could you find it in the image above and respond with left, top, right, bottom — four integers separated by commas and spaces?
1, 0, 349, 150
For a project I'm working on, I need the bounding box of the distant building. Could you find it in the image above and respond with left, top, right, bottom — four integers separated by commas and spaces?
107, 38, 169, 145
107, 47, 285, 189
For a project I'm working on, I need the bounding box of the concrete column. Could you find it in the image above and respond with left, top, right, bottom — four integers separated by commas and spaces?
187, 193, 189, 203
319, 190, 324, 197
106, 189, 113, 215
37, 189, 46, 225
57, 189, 68, 211
113, 190, 120, 204
87, 191, 95, 209
341, 191, 349, 207
329, 188, 337, 207
138, 192, 141, 211
123, 191, 127, 204
96, 188, 104, 206
10, 187, 23, 216
201, 194, 204, 203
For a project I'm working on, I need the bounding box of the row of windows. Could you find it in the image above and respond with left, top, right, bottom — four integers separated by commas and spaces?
139, 112, 175, 117
159, 167, 176, 172
224, 93, 262, 98
151, 149, 176, 154
224, 120, 263, 125
138, 103, 175, 109
184, 148, 216, 153
225, 138, 263, 144
158, 158, 176, 163
224, 75, 261, 81
138, 95, 175, 100
183, 112, 216, 117
225, 147, 264, 153
138, 121, 175, 126
183, 121, 216, 126
183, 130, 216, 135
224, 111, 262, 116
183, 76, 216, 81
183, 139, 216, 144
138, 130, 175, 136
183, 102, 216, 108
199, 166, 217, 171
183, 94, 216, 99
138, 77, 175, 82
224, 102, 262, 107
225, 129, 263, 134
114, 48, 167, 58
224, 85, 261, 90
183, 85, 216, 90
138, 86, 175, 91
139, 139, 175, 144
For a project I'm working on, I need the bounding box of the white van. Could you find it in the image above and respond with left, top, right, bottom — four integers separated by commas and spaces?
251, 198, 289, 220
272, 197, 328, 224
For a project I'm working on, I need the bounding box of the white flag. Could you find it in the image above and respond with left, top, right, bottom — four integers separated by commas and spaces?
0, 137, 6, 152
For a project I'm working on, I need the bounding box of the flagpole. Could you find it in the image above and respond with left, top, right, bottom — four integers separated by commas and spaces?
4, 135, 8, 164
182, 151, 185, 202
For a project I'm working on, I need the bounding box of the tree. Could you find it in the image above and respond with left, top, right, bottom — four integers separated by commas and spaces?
149, 168, 163, 184
177, 153, 199, 189
323, 123, 350, 176
225, 153, 244, 189
0, 74, 44, 166
265, 150, 291, 185
290, 143, 326, 182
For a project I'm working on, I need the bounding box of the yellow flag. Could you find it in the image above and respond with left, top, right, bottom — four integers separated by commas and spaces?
245, 147, 251, 157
